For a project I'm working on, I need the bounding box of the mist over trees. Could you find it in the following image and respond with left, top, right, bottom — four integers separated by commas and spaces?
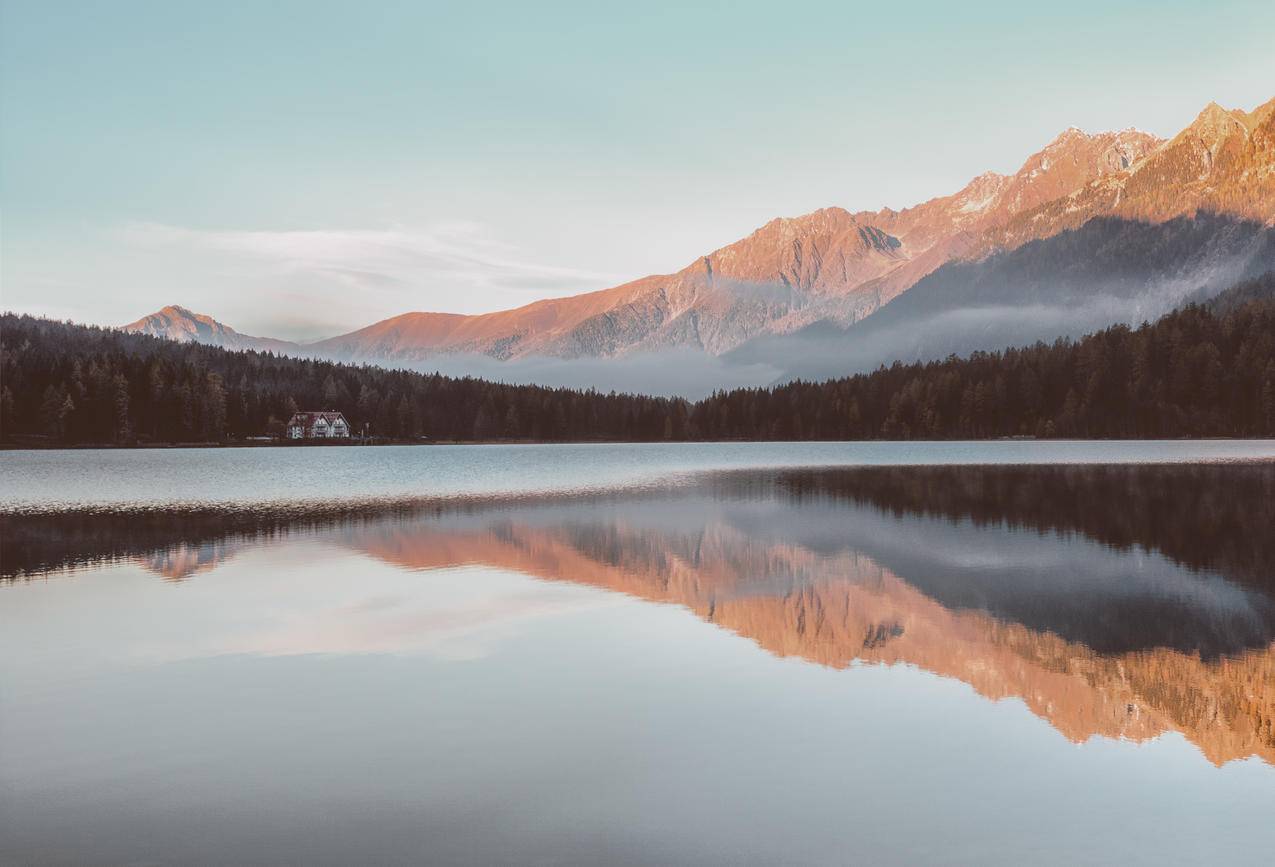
730, 214, 1275, 383
2, 273, 1274, 444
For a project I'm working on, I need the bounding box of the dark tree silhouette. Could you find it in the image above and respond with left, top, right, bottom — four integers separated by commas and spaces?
2, 273, 1273, 445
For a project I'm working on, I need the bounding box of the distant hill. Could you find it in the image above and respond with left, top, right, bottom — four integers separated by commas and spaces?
123, 305, 300, 354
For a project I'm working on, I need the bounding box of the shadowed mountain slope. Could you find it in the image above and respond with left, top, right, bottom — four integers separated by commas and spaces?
730, 213, 1275, 381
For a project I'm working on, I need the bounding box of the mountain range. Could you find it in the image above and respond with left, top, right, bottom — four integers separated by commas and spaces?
123, 97, 1275, 390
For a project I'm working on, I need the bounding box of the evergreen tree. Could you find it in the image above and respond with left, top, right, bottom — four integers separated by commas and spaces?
2, 271, 1273, 446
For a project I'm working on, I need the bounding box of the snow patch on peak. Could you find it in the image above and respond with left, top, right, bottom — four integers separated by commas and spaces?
959, 193, 997, 213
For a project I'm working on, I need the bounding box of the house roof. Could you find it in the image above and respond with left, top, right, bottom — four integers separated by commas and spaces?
287, 411, 348, 427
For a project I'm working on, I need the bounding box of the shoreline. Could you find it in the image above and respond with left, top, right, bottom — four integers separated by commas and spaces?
5, 435, 1273, 451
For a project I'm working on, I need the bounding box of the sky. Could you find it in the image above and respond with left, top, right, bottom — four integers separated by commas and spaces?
2, 0, 1273, 340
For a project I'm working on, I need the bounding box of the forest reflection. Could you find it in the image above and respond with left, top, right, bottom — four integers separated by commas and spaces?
4, 463, 1273, 765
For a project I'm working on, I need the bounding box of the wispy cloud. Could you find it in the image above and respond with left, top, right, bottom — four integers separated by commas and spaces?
118, 221, 624, 299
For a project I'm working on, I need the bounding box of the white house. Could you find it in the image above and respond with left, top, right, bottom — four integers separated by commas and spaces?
286, 410, 351, 439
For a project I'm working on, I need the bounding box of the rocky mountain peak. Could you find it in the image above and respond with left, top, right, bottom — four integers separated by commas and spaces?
1180, 100, 1248, 146
985, 126, 1163, 219
154, 305, 219, 329
123, 305, 298, 353
1045, 125, 1089, 146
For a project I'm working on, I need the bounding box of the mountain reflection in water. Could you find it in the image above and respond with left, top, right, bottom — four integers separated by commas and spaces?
4, 463, 1274, 766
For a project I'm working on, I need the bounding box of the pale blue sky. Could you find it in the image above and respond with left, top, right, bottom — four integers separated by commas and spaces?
2, 0, 1273, 338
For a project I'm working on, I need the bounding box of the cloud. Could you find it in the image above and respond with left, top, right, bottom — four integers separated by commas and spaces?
115, 221, 626, 332
235, 577, 623, 661
120, 220, 624, 289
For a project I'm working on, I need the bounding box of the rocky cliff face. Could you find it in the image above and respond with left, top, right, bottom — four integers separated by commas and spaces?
985, 98, 1275, 251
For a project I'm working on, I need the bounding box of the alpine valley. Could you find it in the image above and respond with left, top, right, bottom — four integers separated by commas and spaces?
124, 97, 1275, 395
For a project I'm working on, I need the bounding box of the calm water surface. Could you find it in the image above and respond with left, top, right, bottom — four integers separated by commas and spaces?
2, 443, 1275, 865
3, 439, 1274, 511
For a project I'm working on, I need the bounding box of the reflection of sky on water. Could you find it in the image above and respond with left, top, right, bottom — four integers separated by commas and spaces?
5, 439, 1274, 512
3, 545, 622, 673
3, 458, 1275, 864
4, 541, 1274, 866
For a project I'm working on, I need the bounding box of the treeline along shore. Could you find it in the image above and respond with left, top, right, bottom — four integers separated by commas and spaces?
2, 273, 1274, 445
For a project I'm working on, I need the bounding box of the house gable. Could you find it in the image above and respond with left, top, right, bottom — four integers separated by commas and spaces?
285, 410, 352, 439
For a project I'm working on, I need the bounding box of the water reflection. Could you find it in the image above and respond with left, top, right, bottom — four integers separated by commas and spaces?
4, 463, 1274, 767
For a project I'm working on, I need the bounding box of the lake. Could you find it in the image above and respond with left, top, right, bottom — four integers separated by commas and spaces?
3, 442, 1275, 865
